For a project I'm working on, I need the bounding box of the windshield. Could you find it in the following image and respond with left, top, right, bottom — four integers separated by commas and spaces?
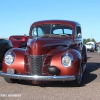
31, 24, 72, 38
86, 43, 93, 46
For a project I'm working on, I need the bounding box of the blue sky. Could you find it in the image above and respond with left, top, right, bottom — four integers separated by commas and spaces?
0, 0, 100, 42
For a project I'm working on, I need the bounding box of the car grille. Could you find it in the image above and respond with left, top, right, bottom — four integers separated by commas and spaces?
24, 54, 52, 75
29, 55, 43, 75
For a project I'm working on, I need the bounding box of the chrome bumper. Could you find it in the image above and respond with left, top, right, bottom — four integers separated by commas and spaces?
0, 72, 76, 81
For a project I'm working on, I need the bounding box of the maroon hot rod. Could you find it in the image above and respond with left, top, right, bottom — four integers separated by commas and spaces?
0, 20, 87, 87
9, 35, 28, 48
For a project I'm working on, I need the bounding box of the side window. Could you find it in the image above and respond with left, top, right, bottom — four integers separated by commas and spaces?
32, 27, 43, 36
32, 27, 37, 36
76, 26, 82, 38
37, 28, 43, 36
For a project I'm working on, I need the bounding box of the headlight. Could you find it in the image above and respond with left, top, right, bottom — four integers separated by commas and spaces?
4, 52, 15, 65
61, 53, 73, 67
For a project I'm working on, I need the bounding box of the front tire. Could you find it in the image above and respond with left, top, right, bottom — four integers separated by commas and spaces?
92, 49, 94, 52
69, 66, 83, 87
82, 63, 87, 73
4, 77, 18, 83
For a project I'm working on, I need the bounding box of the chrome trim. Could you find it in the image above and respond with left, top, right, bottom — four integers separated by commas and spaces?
50, 24, 52, 34
0, 72, 76, 81
34, 38, 37, 55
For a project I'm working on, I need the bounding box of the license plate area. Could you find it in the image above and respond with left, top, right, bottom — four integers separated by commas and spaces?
7, 68, 15, 74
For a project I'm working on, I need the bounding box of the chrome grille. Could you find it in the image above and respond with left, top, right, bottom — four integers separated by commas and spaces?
24, 54, 52, 75
29, 55, 44, 75
24, 54, 30, 74
43, 55, 52, 66
42, 55, 52, 73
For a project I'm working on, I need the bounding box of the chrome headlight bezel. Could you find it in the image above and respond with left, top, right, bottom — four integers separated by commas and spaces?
61, 53, 73, 68
4, 52, 15, 65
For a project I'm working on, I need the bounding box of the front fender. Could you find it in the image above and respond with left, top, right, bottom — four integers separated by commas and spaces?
2, 48, 25, 74
50, 49, 82, 76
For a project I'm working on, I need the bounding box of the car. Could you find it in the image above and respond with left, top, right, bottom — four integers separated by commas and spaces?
0, 20, 87, 87
0, 38, 13, 69
9, 35, 28, 48
85, 42, 95, 52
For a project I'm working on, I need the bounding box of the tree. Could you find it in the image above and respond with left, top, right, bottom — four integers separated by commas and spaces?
83, 38, 87, 44
87, 38, 91, 42
91, 38, 96, 43
83, 38, 96, 44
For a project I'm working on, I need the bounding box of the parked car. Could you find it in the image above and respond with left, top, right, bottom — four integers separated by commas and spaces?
9, 35, 28, 48
85, 42, 95, 52
0, 20, 87, 87
0, 39, 13, 68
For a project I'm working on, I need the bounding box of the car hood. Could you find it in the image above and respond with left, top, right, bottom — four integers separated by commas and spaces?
27, 37, 71, 55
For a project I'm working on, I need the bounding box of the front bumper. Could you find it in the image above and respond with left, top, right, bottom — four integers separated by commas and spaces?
0, 72, 76, 81
86, 48, 94, 51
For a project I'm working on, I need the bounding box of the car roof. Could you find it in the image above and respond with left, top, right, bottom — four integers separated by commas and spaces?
30, 20, 81, 28
86, 42, 95, 45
